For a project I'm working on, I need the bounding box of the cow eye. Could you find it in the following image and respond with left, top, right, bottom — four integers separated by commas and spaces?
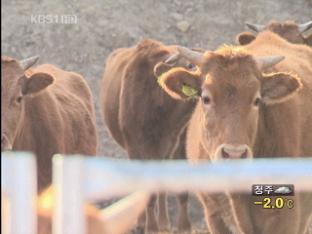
16, 96, 23, 103
187, 63, 196, 70
202, 96, 211, 105
253, 97, 261, 107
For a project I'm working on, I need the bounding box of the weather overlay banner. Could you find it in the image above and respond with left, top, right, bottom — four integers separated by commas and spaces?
252, 184, 295, 209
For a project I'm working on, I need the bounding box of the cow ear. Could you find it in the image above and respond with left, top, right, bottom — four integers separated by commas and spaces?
236, 32, 256, 45
22, 72, 54, 96
154, 52, 181, 77
261, 72, 302, 105
158, 68, 202, 100
154, 62, 173, 78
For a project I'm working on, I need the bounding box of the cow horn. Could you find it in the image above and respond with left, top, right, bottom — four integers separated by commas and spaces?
101, 191, 150, 234
19, 56, 39, 70
246, 23, 265, 32
164, 53, 179, 65
176, 46, 204, 65
298, 21, 312, 33
255, 55, 285, 70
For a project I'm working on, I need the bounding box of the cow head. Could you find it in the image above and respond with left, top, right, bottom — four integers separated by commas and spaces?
1, 56, 54, 151
158, 47, 302, 161
236, 20, 312, 45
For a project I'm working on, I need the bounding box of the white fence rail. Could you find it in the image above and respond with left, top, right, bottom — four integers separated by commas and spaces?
2, 152, 312, 234
53, 155, 312, 201
52, 154, 312, 234
1, 152, 37, 234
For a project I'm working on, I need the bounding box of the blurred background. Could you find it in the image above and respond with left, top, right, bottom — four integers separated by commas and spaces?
2, 0, 311, 232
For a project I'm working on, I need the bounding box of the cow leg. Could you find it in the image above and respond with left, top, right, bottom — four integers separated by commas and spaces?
176, 192, 191, 231
171, 132, 192, 231
137, 195, 159, 233
228, 193, 256, 234
157, 192, 170, 231
136, 211, 146, 233
146, 194, 159, 232
298, 193, 312, 234
197, 193, 235, 234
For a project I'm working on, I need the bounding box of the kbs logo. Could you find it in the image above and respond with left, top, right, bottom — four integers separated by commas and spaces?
30, 14, 78, 24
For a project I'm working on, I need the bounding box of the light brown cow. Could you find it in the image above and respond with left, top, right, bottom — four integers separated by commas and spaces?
236, 20, 312, 46
157, 31, 312, 234
1, 56, 97, 192
101, 39, 198, 232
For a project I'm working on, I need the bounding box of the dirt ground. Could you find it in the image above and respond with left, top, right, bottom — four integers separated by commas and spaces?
2, 0, 312, 233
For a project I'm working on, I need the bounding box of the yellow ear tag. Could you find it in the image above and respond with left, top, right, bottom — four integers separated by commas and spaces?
182, 85, 198, 97
157, 76, 162, 84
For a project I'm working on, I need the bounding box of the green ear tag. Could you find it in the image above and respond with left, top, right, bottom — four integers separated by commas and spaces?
182, 85, 198, 97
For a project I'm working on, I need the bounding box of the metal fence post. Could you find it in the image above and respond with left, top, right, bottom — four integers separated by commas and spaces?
52, 155, 85, 234
1, 152, 37, 234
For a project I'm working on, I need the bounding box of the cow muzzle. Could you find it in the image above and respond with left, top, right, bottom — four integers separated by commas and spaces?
1, 134, 12, 151
215, 144, 252, 160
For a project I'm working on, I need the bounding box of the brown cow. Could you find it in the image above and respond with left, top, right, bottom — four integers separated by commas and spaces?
101, 39, 198, 232
1, 56, 97, 192
157, 31, 312, 234
236, 20, 312, 46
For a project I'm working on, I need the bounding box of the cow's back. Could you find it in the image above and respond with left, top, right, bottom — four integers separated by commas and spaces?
101, 47, 135, 148
14, 64, 97, 191
31, 64, 95, 115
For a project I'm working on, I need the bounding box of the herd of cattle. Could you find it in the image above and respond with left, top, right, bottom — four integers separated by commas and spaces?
1, 20, 312, 234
